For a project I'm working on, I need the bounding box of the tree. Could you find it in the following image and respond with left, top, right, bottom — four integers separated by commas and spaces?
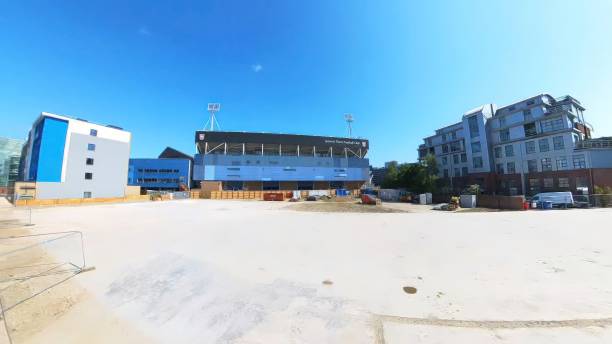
379, 155, 440, 193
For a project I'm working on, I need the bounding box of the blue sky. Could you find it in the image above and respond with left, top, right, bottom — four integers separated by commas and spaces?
1, 0, 611, 166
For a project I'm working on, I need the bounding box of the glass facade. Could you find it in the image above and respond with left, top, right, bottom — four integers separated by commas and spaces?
0, 137, 25, 190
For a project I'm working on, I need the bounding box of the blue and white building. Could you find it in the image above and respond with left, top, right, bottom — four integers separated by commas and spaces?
128, 147, 193, 191
194, 131, 369, 190
21, 112, 131, 199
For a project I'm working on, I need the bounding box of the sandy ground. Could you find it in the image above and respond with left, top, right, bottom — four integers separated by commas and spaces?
1, 199, 612, 343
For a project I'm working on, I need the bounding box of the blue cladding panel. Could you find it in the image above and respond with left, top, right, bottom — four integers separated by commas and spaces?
193, 154, 369, 181
128, 158, 191, 189
34, 117, 68, 182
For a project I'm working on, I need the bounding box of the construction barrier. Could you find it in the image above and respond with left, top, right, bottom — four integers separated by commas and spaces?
477, 195, 526, 210
14, 195, 151, 207
205, 190, 360, 201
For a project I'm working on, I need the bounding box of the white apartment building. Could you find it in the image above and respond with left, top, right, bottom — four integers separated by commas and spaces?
418, 94, 606, 195
21, 112, 131, 199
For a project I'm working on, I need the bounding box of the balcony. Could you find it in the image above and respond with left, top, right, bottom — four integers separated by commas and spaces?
575, 138, 612, 150
545, 104, 573, 116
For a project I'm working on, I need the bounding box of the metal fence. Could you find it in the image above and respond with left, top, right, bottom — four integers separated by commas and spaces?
0, 231, 86, 344
573, 194, 612, 208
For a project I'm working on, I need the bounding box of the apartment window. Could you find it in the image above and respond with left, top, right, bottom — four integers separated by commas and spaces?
443, 169, 449, 178
508, 106, 516, 112
460, 153, 467, 163
505, 145, 514, 157
90, 129, 98, 136
543, 178, 554, 189
529, 178, 540, 193
494, 147, 502, 159
523, 109, 532, 117
541, 117, 564, 133
507, 162, 516, 174
471, 141, 482, 153
442, 144, 449, 153
451, 131, 457, 140
454, 168, 460, 177
453, 154, 459, 164
525, 141, 536, 154
526, 100, 535, 106
524, 123, 537, 137
83, 191, 92, 198
496, 163, 504, 174
442, 134, 447, 142
442, 157, 448, 165
473, 157, 483, 169
553, 136, 565, 150
450, 141, 461, 152
87, 143, 96, 151
539, 138, 550, 152
427, 138, 432, 146
558, 178, 570, 188
468, 116, 480, 138
556, 157, 568, 170
499, 117, 506, 127
527, 159, 538, 172
86, 158, 94, 165
576, 176, 589, 188
573, 154, 586, 169
541, 158, 553, 171
500, 129, 510, 142
85, 172, 93, 180
462, 167, 469, 176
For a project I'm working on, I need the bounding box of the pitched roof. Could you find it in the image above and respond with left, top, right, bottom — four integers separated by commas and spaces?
158, 147, 193, 161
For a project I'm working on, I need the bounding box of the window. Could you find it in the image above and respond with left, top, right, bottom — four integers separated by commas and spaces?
505, 145, 514, 157
543, 178, 554, 189
524, 123, 537, 137
508, 106, 516, 112
494, 147, 502, 159
451, 131, 457, 140
527, 159, 538, 172
442, 144, 449, 153
87, 143, 96, 151
525, 141, 536, 154
454, 168, 460, 177
83, 191, 92, 198
496, 163, 504, 174
499, 117, 506, 127
558, 178, 569, 188
461, 153, 467, 163
450, 141, 461, 152
468, 116, 480, 138
553, 136, 565, 150
462, 167, 469, 176
443, 169, 449, 178
541, 117, 564, 132
556, 157, 567, 170
541, 158, 552, 171
86, 158, 94, 165
473, 157, 483, 168
523, 109, 532, 117
576, 176, 588, 188
85, 172, 93, 180
442, 134, 447, 142
507, 162, 516, 174
442, 157, 448, 165
526, 100, 535, 106
471, 141, 481, 153
90, 129, 98, 136
573, 154, 586, 169
500, 129, 510, 142
453, 155, 459, 164
539, 138, 550, 152
227, 167, 240, 171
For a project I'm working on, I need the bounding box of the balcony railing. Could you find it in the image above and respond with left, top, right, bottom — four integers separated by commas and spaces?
575, 139, 612, 150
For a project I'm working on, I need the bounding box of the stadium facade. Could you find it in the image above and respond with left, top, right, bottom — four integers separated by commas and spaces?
193, 131, 369, 190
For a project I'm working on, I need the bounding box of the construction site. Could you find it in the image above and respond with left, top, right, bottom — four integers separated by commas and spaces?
1, 197, 612, 343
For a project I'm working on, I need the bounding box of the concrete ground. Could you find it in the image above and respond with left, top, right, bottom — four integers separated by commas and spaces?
1, 199, 612, 343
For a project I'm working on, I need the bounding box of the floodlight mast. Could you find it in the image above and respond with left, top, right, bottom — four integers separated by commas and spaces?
205, 103, 221, 131
344, 113, 354, 138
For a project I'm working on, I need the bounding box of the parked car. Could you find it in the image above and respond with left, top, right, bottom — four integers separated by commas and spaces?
531, 192, 574, 208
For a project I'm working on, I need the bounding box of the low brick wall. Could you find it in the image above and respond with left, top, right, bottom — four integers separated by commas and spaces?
477, 194, 525, 210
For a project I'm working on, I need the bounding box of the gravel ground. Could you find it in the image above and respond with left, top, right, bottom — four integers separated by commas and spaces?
1, 199, 612, 343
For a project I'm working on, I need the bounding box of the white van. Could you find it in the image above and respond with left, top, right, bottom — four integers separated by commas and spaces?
531, 192, 574, 208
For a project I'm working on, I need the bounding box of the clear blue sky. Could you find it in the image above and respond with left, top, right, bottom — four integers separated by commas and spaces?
1, 0, 611, 166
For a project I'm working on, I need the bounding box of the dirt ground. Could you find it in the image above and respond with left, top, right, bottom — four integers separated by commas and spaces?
286, 200, 407, 213
1, 199, 612, 343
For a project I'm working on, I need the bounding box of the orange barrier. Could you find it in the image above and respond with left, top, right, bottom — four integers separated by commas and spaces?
14, 195, 150, 207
